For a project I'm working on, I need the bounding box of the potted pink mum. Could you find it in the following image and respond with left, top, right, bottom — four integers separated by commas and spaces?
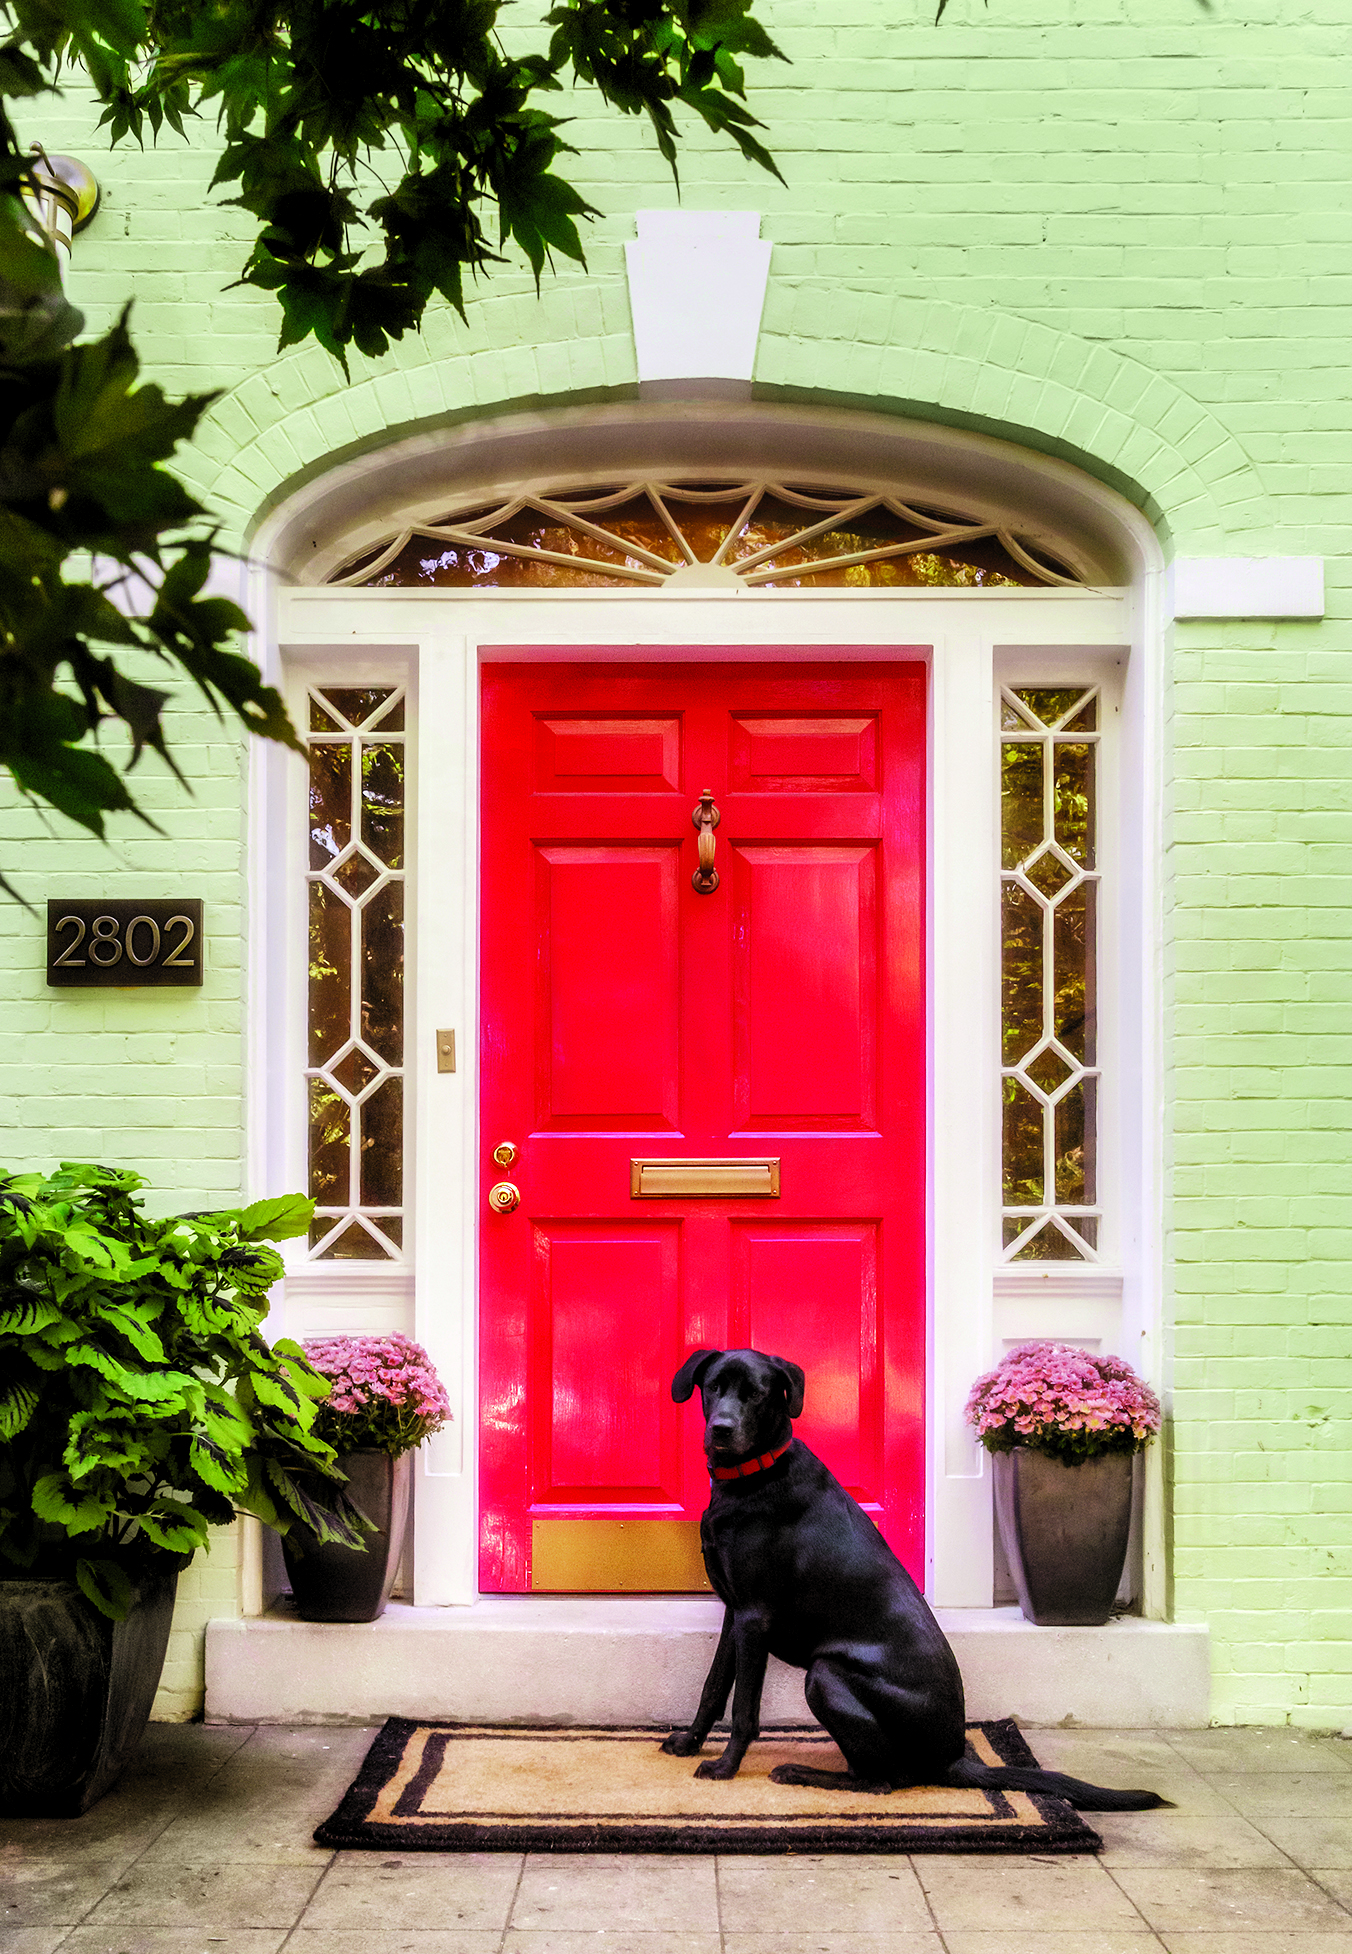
282, 1335, 451, 1622
965, 1342, 1161, 1626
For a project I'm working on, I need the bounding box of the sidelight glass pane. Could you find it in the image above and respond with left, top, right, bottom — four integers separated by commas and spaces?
308, 881, 350, 1069
1053, 883, 1096, 1063
304, 686, 407, 1261
361, 880, 404, 1064
360, 1076, 404, 1209
1054, 742, 1095, 866
1054, 1081, 1089, 1205
1007, 1218, 1084, 1262
1002, 1078, 1044, 1208
1000, 741, 1044, 869
361, 743, 405, 868
324, 687, 396, 727
1000, 684, 1101, 1262
1013, 687, 1090, 729
308, 1078, 349, 1207
309, 742, 351, 869
1001, 884, 1043, 1065
311, 1219, 388, 1259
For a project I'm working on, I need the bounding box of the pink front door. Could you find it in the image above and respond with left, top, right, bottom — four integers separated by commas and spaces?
479, 659, 927, 1591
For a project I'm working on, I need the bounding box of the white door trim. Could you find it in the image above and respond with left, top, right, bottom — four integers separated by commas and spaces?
257, 584, 1153, 1610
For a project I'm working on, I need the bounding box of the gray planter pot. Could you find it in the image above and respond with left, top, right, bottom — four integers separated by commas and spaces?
282, 1449, 411, 1622
0, 1568, 178, 1816
993, 1447, 1134, 1626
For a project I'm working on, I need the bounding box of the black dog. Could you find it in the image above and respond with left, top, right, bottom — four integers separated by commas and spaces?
660, 1347, 1166, 1812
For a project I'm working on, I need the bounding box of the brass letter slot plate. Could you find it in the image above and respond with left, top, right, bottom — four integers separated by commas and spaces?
630, 1157, 781, 1198
532, 1519, 711, 1592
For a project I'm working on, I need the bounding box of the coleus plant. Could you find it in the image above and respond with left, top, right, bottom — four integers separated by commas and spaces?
0, 1162, 368, 1618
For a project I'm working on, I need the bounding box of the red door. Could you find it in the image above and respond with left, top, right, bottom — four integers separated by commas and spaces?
480, 659, 927, 1591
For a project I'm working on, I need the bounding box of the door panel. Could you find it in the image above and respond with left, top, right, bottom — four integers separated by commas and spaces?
534, 1222, 682, 1499
535, 844, 680, 1129
732, 844, 878, 1129
535, 714, 683, 792
481, 659, 927, 1592
732, 1221, 879, 1500
730, 712, 879, 791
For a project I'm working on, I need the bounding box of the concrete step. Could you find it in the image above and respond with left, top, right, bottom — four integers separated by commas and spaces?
207, 1598, 1211, 1727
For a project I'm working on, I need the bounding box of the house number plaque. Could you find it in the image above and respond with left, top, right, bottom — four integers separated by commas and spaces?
46, 899, 204, 988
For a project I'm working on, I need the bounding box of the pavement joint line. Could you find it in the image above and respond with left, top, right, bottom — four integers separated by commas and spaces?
911, 1846, 954, 1954
499, 1846, 529, 1951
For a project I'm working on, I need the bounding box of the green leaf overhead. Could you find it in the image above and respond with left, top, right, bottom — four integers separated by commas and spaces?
0, 0, 779, 882
78, 0, 783, 363
0, 290, 302, 890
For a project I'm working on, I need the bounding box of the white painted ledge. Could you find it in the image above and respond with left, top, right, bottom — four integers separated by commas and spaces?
624, 211, 771, 383
1169, 557, 1324, 619
206, 1599, 1210, 1728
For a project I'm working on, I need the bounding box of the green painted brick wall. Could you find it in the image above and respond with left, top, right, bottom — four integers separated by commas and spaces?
4, 0, 1350, 1723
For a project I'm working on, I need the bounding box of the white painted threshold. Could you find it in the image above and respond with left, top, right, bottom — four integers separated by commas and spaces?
206, 1599, 1211, 1728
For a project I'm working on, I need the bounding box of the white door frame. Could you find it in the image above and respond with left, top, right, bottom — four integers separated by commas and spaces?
253, 573, 1161, 1612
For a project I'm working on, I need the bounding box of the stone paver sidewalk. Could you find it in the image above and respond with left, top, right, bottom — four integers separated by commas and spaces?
3, 1722, 1352, 1953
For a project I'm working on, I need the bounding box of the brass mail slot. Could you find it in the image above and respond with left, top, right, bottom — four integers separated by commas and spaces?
630, 1157, 781, 1198
532, 1519, 711, 1592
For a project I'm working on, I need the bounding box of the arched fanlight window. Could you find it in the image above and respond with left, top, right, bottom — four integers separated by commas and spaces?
327, 480, 1083, 591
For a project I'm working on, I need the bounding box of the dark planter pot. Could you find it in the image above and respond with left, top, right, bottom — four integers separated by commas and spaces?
0, 1567, 178, 1817
282, 1449, 411, 1622
993, 1447, 1135, 1626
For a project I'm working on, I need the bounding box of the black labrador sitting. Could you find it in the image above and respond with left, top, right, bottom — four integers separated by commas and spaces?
660, 1347, 1165, 1811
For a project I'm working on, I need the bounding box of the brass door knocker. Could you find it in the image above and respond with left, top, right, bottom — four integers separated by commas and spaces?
691, 788, 720, 893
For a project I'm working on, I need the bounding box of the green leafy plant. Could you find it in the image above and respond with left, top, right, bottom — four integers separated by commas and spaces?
0, 1162, 369, 1619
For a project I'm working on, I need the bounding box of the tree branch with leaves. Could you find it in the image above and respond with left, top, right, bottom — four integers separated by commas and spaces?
0, 0, 783, 890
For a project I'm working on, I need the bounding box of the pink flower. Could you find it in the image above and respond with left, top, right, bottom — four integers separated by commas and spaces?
301, 1334, 452, 1457
965, 1341, 1160, 1463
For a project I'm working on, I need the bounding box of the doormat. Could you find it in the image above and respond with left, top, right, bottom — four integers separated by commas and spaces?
313, 1719, 1103, 1854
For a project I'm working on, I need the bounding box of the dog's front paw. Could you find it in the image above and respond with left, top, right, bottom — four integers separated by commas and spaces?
768, 1762, 814, 1787
660, 1730, 704, 1757
694, 1753, 741, 1780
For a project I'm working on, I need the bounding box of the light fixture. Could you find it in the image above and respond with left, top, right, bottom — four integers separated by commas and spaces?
25, 148, 100, 269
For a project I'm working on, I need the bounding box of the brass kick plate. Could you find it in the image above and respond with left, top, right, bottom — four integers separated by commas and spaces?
631, 1157, 780, 1198
532, 1520, 711, 1592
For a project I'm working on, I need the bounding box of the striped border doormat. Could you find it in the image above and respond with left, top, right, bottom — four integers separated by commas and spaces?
313, 1719, 1103, 1854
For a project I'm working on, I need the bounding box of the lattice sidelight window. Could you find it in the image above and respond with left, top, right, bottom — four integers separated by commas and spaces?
327, 480, 1083, 591
1000, 686, 1101, 1261
305, 686, 406, 1259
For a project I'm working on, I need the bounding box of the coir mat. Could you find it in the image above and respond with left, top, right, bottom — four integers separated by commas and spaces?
313, 1719, 1103, 1854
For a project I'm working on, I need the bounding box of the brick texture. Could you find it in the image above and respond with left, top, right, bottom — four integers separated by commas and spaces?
5, 0, 1350, 1724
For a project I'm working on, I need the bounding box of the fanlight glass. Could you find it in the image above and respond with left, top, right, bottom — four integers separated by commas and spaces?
329, 481, 1083, 591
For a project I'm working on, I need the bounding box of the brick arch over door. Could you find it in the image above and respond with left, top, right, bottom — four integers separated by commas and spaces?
182, 280, 1268, 558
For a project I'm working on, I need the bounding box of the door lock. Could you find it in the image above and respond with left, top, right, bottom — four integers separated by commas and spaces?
492, 1140, 518, 1168
488, 1181, 521, 1214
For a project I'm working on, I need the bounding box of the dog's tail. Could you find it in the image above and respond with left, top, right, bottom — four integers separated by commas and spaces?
947, 1754, 1169, 1812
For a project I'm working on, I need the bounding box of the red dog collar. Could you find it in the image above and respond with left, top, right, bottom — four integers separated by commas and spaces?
711, 1439, 792, 1481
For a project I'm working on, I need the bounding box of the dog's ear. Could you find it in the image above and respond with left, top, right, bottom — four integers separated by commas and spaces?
764, 1353, 806, 1420
671, 1348, 722, 1403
